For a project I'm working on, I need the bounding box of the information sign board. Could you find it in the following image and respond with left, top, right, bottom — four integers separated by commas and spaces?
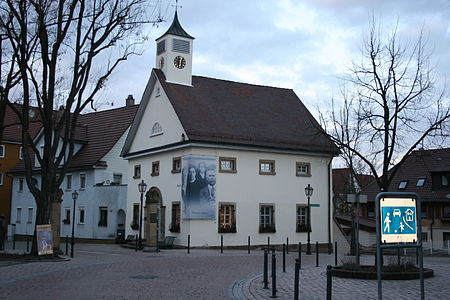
36, 224, 53, 255
380, 197, 417, 244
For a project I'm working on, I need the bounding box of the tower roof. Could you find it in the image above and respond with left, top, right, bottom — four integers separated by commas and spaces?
158, 11, 194, 40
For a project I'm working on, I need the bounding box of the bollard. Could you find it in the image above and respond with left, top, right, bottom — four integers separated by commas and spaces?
294, 258, 300, 300
397, 247, 401, 265
271, 252, 277, 298
135, 234, 138, 252
416, 247, 419, 265
187, 234, 190, 254
263, 249, 269, 289
13, 234, 15, 250
65, 235, 69, 256
286, 237, 289, 254
268, 236, 270, 248
448, 240, 450, 256
221, 235, 223, 254
298, 242, 302, 269
282, 243, 286, 273
316, 241, 319, 267
334, 241, 338, 266
248, 236, 251, 254
26, 237, 29, 253
326, 265, 332, 300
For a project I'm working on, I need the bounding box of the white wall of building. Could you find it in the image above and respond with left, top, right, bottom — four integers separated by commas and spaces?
125, 146, 333, 247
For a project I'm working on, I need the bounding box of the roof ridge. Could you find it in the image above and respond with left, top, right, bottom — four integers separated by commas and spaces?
192, 74, 294, 91
81, 104, 139, 116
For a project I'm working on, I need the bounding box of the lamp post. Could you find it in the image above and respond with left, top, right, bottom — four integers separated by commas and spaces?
138, 180, 147, 250
71, 190, 78, 258
305, 184, 314, 255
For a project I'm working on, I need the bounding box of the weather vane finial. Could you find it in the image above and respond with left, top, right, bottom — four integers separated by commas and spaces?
173, 0, 182, 13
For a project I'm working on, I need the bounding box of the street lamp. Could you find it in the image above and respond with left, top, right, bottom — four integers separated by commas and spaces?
138, 180, 147, 250
71, 190, 78, 258
304, 184, 314, 255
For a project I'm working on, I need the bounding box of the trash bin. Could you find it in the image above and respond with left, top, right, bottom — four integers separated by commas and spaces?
115, 229, 125, 243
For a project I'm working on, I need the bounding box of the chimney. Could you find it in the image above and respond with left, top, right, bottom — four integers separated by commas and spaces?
125, 95, 135, 107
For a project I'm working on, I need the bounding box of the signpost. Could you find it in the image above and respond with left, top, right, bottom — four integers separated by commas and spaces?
375, 192, 424, 300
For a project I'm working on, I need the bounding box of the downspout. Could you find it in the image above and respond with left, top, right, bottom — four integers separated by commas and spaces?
430, 204, 434, 251
327, 157, 332, 254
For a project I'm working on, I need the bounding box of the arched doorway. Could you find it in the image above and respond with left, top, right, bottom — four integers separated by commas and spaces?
144, 187, 165, 248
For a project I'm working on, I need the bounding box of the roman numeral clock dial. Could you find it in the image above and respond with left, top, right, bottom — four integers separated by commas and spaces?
173, 56, 186, 69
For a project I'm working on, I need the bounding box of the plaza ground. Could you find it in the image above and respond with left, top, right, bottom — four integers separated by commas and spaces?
1, 242, 450, 299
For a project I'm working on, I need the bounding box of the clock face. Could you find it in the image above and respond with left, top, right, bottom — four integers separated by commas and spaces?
159, 57, 164, 69
173, 56, 186, 69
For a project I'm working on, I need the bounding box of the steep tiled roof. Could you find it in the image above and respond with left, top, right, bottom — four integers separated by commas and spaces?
2, 104, 42, 143
333, 168, 374, 195
155, 69, 339, 155
361, 148, 450, 202
9, 105, 138, 172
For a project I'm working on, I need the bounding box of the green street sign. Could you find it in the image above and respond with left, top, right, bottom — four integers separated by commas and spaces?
309, 204, 320, 207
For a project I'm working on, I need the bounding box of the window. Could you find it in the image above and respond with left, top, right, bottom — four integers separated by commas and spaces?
218, 203, 236, 233
98, 207, 108, 226
79, 207, 85, 224
63, 208, 71, 224
27, 207, 33, 223
113, 173, 122, 184
416, 177, 426, 187
133, 165, 141, 179
296, 162, 311, 177
172, 38, 190, 53
66, 174, 72, 190
170, 202, 181, 233
443, 175, 449, 187
80, 173, 86, 189
0, 145, 4, 158
431, 172, 450, 190
19, 178, 24, 192
172, 157, 181, 173
367, 202, 375, 218
150, 122, 163, 136
219, 157, 237, 173
421, 203, 427, 219
259, 205, 275, 233
16, 207, 22, 223
0, 173, 3, 186
443, 204, 450, 219
157, 39, 166, 55
155, 86, 161, 97
259, 160, 275, 175
296, 205, 309, 232
151, 161, 160, 176
19, 146, 24, 159
131, 204, 139, 230
398, 180, 408, 190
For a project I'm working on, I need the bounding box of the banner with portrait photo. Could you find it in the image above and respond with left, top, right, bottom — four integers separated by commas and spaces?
181, 155, 216, 219
36, 224, 53, 255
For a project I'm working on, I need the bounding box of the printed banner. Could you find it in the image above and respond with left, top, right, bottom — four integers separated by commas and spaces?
36, 224, 53, 255
181, 155, 216, 219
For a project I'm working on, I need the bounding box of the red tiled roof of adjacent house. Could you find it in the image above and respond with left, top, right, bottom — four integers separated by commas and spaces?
9, 105, 139, 172
2, 104, 42, 143
155, 69, 339, 154
333, 168, 374, 195
361, 148, 450, 202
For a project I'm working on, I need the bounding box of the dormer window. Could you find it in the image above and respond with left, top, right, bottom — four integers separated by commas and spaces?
157, 40, 166, 55
172, 38, 190, 54
398, 180, 408, 190
150, 122, 163, 137
416, 178, 426, 187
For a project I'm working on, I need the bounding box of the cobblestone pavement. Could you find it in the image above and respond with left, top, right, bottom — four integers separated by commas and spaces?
1, 243, 449, 299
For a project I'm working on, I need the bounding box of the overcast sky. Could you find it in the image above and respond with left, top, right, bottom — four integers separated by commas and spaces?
101, 0, 449, 114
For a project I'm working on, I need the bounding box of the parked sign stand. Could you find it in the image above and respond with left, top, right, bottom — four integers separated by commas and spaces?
375, 192, 424, 300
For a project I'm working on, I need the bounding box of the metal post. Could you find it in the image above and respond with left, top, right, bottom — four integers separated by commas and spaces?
294, 258, 300, 300
65, 235, 68, 255
267, 236, 270, 248
12, 234, 15, 250
135, 234, 138, 251
221, 235, 223, 254
282, 243, 286, 273
298, 242, 302, 269
430, 240, 433, 255
448, 240, 450, 256
248, 236, 251, 254
139, 190, 143, 250
335, 241, 338, 266
271, 252, 277, 298
326, 265, 332, 300
187, 234, 190, 254
263, 249, 269, 289
416, 247, 419, 265
306, 194, 312, 255
316, 241, 319, 267
71, 195, 76, 258
397, 247, 400, 265
156, 207, 160, 253
286, 237, 289, 254
26, 237, 29, 252
419, 244, 424, 300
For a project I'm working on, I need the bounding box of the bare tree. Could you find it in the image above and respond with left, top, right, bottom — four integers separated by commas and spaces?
0, 0, 163, 254
321, 17, 450, 191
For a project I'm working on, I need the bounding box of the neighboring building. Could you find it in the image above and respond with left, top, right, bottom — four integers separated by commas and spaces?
0, 105, 42, 227
121, 12, 339, 248
9, 100, 138, 240
359, 148, 450, 247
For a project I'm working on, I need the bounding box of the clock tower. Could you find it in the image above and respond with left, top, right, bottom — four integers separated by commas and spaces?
155, 11, 194, 86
